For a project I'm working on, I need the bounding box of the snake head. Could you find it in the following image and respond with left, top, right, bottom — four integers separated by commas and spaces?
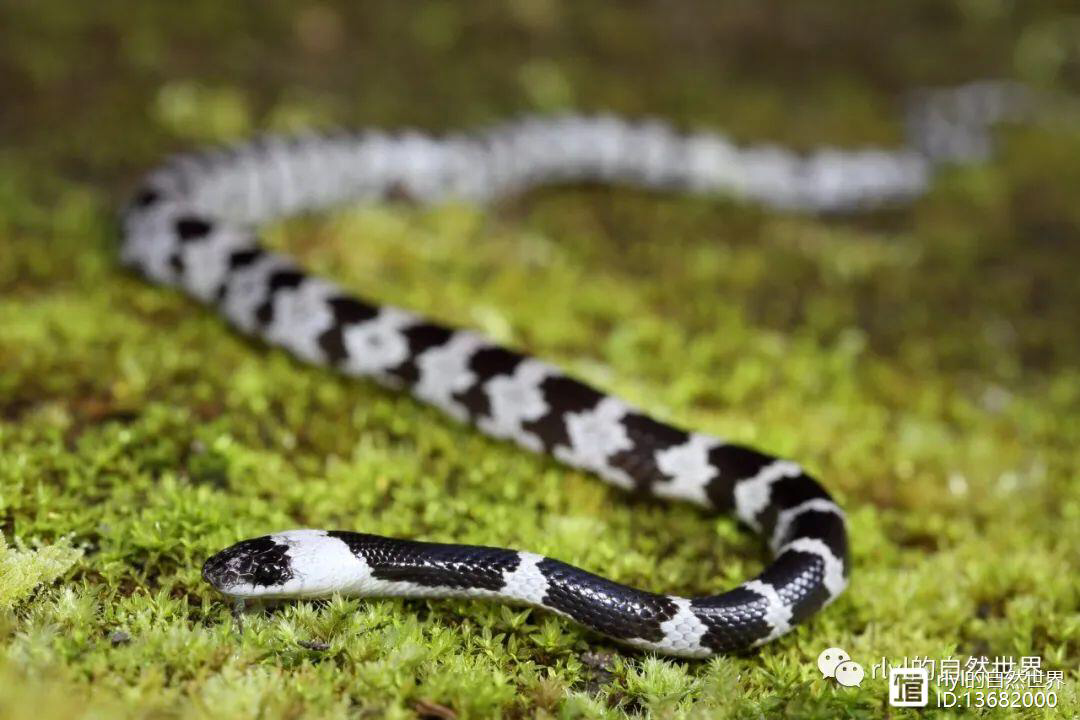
202, 529, 366, 598
202, 534, 296, 597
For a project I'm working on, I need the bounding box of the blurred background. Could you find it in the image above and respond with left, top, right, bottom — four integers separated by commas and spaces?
3, 1, 1079, 367
3, 2, 1079, 184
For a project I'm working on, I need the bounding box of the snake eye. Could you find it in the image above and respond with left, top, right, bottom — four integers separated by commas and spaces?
254, 563, 283, 586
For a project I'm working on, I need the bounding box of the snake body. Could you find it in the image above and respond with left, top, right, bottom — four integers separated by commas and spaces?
121, 82, 1020, 657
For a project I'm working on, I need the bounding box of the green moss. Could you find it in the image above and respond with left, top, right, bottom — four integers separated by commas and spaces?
1, 2, 1078, 718
0, 536, 82, 610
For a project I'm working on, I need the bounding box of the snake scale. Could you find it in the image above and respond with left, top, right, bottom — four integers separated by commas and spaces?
120, 82, 1021, 657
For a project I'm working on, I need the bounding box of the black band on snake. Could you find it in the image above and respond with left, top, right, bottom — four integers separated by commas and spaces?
121, 82, 1022, 657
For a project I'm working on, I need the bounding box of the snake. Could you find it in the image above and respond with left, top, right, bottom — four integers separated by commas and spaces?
120, 81, 1022, 657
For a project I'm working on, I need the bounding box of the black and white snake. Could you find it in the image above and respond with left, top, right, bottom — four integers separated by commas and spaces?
120, 82, 1022, 657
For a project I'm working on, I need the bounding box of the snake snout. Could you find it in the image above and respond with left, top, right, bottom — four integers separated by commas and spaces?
201, 551, 231, 590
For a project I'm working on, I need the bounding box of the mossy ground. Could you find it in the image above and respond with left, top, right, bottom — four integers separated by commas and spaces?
1, 2, 1078, 718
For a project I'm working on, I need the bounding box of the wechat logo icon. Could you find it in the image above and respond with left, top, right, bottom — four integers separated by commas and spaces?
818, 647, 864, 687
